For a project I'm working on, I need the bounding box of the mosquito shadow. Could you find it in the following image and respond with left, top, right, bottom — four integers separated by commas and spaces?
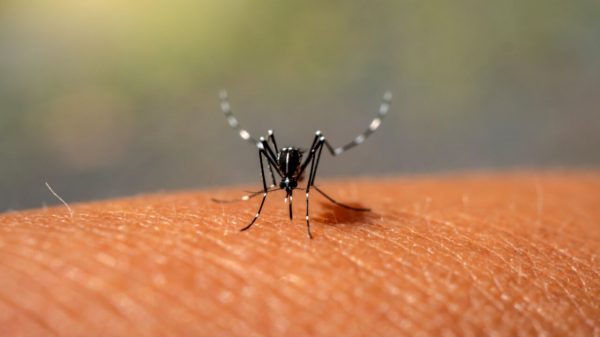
313, 201, 377, 226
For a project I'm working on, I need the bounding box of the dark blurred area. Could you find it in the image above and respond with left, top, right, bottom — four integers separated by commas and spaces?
1, 1, 599, 211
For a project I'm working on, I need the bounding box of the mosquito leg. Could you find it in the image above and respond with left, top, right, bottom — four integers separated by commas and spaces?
288, 191, 293, 221
219, 90, 258, 144
240, 150, 269, 232
323, 91, 392, 156
308, 137, 325, 186
264, 130, 280, 186
303, 138, 322, 239
259, 137, 282, 176
311, 136, 370, 212
212, 191, 262, 204
266, 160, 277, 188
212, 187, 281, 204
268, 129, 279, 153
299, 131, 321, 174
313, 185, 370, 211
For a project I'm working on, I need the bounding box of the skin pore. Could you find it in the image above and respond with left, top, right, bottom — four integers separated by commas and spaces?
0, 172, 598, 336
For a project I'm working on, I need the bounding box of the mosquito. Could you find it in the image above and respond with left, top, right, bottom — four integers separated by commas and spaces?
213, 90, 392, 238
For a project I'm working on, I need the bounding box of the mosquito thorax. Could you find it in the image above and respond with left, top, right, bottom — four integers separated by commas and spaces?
277, 147, 303, 176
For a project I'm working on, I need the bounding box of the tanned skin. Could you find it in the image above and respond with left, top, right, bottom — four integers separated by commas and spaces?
0, 172, 598, 336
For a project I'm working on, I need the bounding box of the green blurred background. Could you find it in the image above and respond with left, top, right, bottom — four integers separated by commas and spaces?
1, 0, 599, 211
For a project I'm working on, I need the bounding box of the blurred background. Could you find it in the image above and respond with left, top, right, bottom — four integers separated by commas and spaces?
1, 0, 599, 211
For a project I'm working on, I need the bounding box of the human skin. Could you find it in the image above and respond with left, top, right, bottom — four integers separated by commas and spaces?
0, 172, 598, 337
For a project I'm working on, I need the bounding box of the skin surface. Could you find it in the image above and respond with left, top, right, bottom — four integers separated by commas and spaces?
0, 172, 598, 337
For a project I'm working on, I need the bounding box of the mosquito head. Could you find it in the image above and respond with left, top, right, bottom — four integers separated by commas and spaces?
279, 176, 298, 193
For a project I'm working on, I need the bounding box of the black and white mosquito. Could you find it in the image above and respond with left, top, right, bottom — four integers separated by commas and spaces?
213, 90, 392, 238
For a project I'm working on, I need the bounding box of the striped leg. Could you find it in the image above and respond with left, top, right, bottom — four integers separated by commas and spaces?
302, 135, 370, 238
267, 129, 279, 152
308, 138, 369, 211
323, 91, 392, 156
219, 90, 258, 144
312, 186, 370, 211
266, 159, 277, 188
288, 191, 294, 221
266, 130, 279, 186
303, 137, 324, 239
211, 186, 281, 203
240, 149, 270, 232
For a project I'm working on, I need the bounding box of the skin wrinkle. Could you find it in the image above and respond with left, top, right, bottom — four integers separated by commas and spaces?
492, 197, 596, 330
502, 205, 593, 248
404, 212, 546, 322
403, 215, 505, 291
356, 235, 458, 334
194, 252, 261, 334
364, 223, 467, 295
192, 219, 326, 332
264, 206, 420, 334
0, 250, 102, 335
121, 215, 288, 335
317, 236, 429, 335
394, 207, 590, 334
203, 205, 336, 334
79, 218, 211, 334
454, 203, 597, 288
0, 230, 135, 333
378, 178, 596, 334
404, 232, 506, 333
356, 217, 488, 334
381, 213, 502, 311
0, 264, 65, 337
485, 210, 600, 323
1, 172, 599, 337
131, 207, 286, 336
0, 294, 60, 337
12, 210, 239, 334
270, 235, 368, 334
526, 242, 597, 329
280, 235, 386, 333
1, 227, 185, 337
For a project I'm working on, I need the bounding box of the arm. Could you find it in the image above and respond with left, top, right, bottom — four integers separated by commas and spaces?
0, 172, 598, 336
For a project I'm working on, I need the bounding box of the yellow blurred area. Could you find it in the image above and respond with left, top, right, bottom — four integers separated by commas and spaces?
1, 0, 598, 210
